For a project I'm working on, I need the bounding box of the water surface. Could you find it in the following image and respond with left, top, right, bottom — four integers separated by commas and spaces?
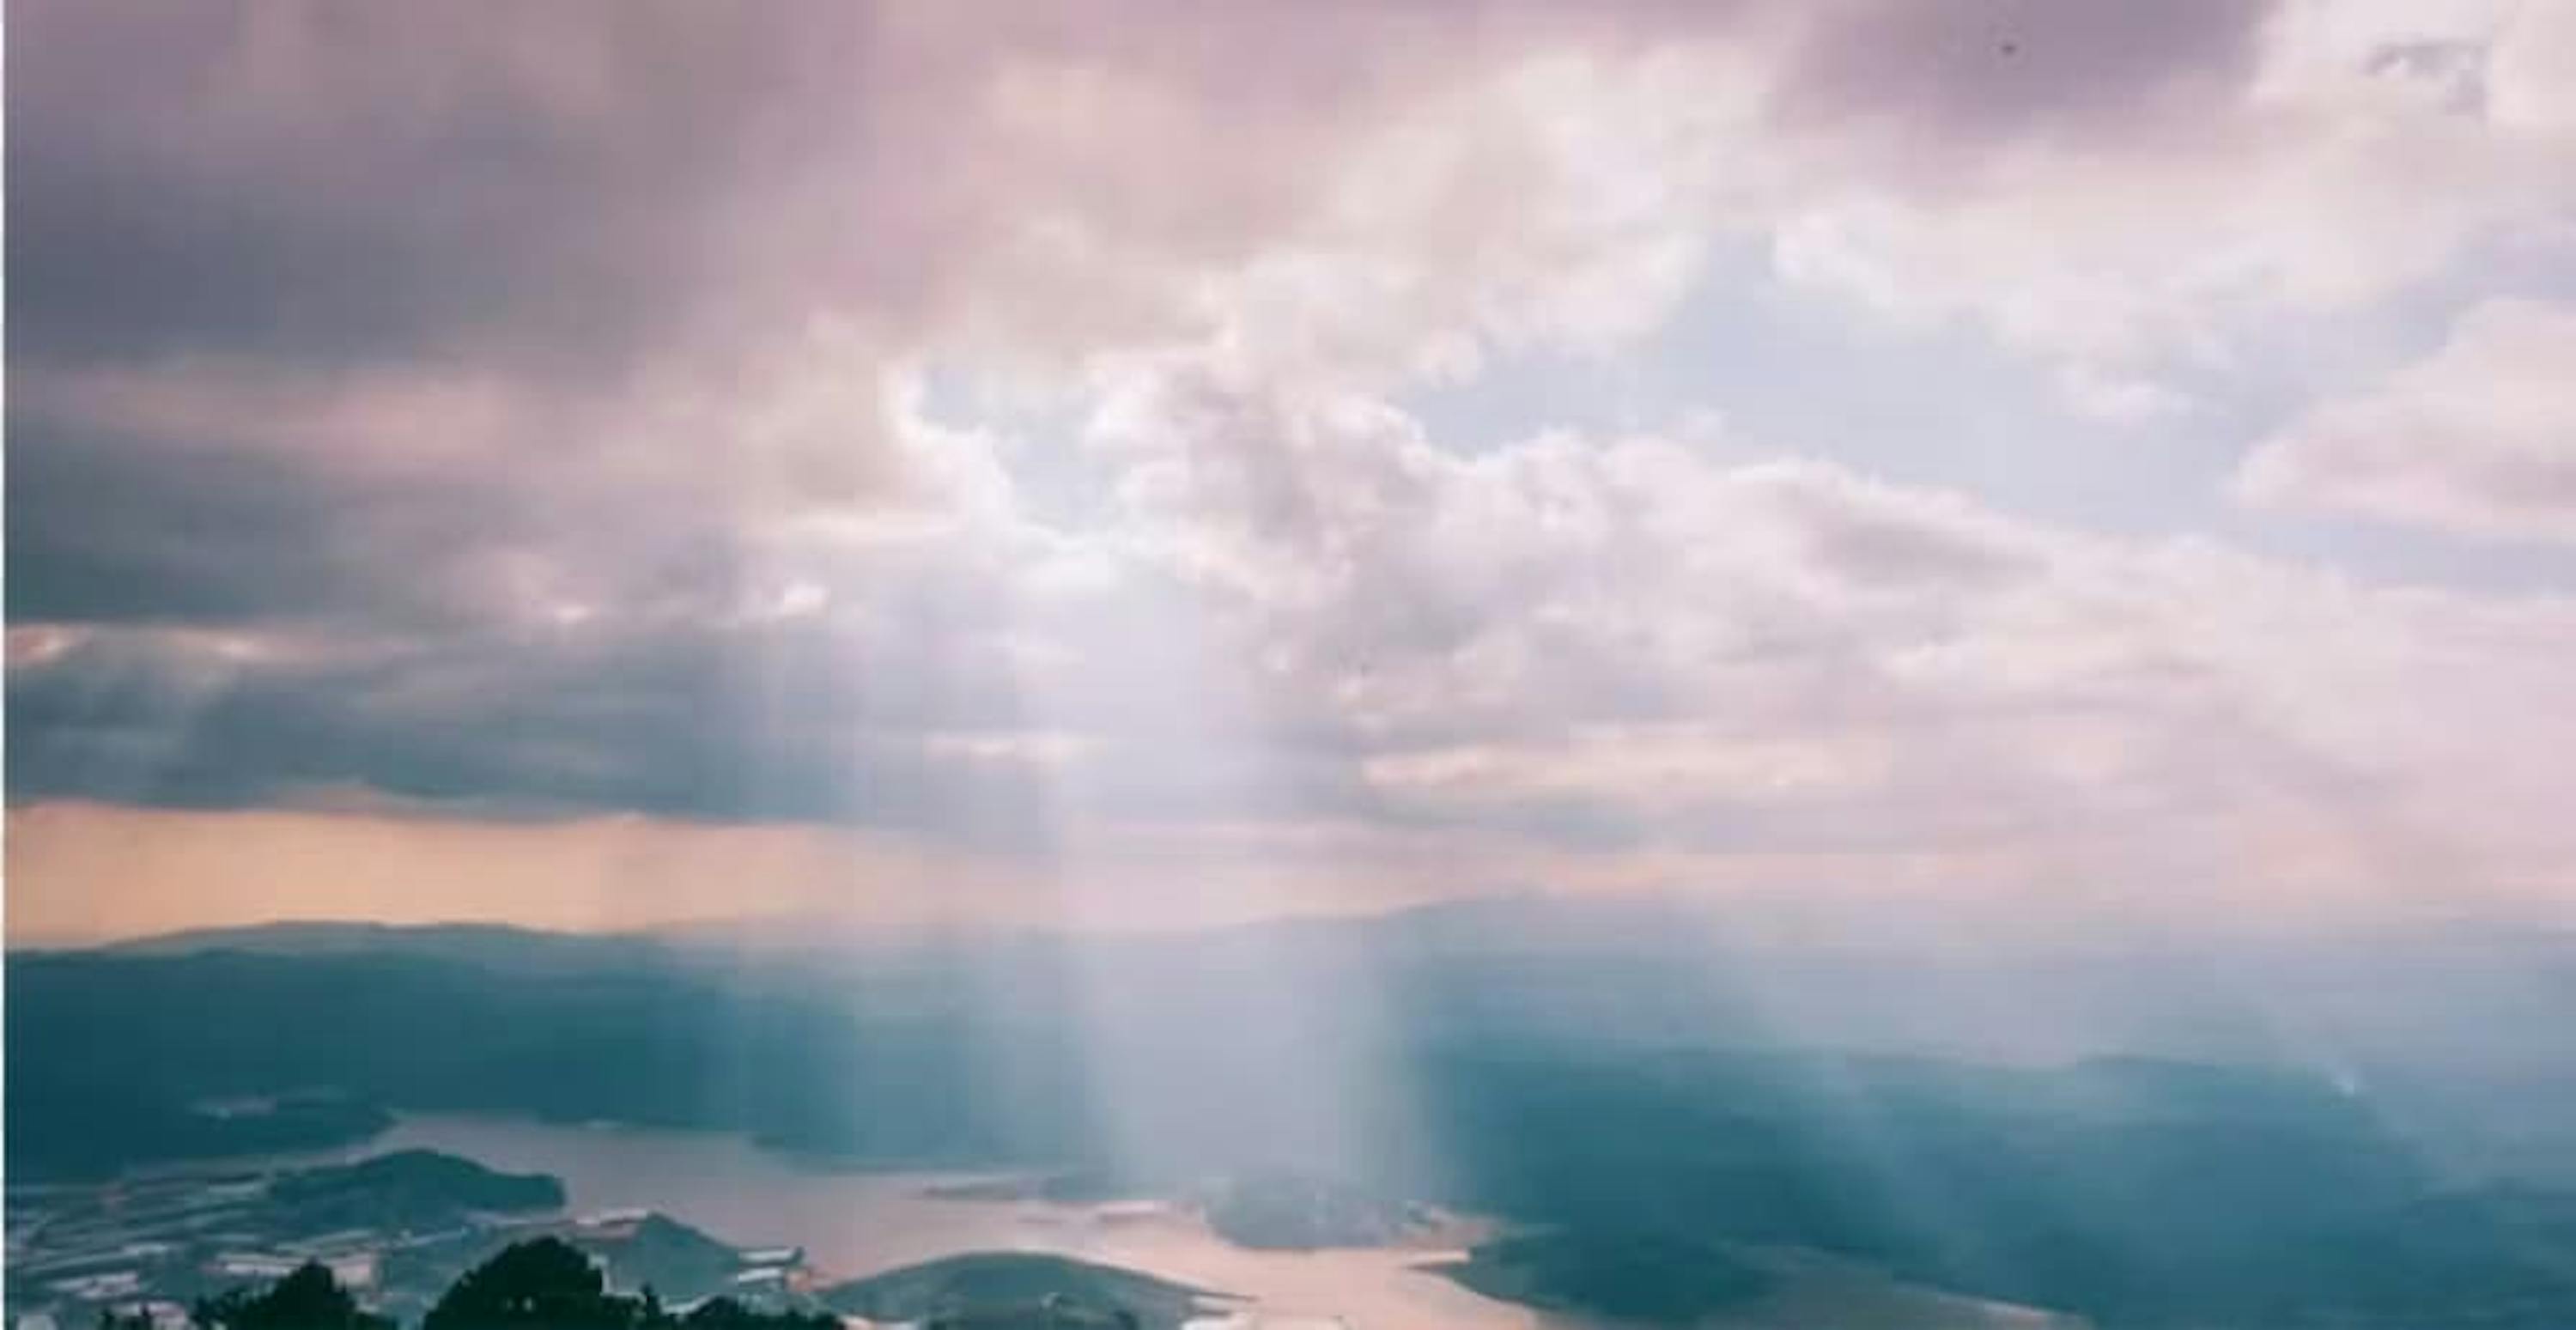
361, 1114, 1546, 1329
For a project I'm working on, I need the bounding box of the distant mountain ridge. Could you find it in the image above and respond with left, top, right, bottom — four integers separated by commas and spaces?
95, 920, 686, 973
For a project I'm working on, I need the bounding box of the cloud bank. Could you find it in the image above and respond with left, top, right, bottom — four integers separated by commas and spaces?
11, 0, 2576, 937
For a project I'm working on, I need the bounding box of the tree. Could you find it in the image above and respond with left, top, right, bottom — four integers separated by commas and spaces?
196, 1262, 391, 1330
422, 1238, 636, 1330
422, 1236, 839, 1330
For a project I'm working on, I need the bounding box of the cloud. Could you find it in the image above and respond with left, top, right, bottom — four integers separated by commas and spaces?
2237, 298, 2576, 544
3, 0, 1749, 639
3, 616, 1054, 835
1763, 0, 2576, 405
1070, 343, 2576, 913
1779, 0, 2270, 144
17, 360, 2576, 915
12, 0, 2576, 932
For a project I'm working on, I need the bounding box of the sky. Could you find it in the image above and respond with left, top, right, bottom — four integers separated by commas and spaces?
9, 0, 2576, 944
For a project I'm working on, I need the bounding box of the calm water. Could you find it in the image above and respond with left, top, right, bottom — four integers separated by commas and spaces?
346, 1114, 1552, 1329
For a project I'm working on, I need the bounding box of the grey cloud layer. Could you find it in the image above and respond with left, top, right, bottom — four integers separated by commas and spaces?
7, 0, 2296, 372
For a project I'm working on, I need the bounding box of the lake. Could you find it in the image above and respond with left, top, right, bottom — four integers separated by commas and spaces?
347, 1114, 1556, 1329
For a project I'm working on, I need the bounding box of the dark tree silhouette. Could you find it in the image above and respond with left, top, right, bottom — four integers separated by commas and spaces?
420, 1238, 834, 1330
196, 1262, 391, 1330
422, 1239, 636, 1330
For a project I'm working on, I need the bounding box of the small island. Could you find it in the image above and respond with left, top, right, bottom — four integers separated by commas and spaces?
1435, 1230, 1773, 1324
1197, 1172, 1433, 1251
820, 1252, 1229, 1329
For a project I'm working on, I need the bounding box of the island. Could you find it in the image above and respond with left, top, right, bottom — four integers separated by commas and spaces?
819, 1252, 1229, 1329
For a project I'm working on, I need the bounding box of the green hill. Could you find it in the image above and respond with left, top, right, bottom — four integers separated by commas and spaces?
270, 1149, 565, 1228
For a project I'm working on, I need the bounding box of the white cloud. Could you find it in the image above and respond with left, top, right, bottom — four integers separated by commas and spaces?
2238, 298, 2576, 544
1053, 337, 2576, 916
1759, 0, 2576, 408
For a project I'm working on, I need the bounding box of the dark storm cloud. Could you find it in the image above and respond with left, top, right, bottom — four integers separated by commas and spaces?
5, 418, 539, 626
3, 0, 879, 372
3, 617, 1073, 840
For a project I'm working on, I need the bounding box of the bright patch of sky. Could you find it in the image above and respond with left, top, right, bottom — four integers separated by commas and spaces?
1405, 246, 2576, 592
